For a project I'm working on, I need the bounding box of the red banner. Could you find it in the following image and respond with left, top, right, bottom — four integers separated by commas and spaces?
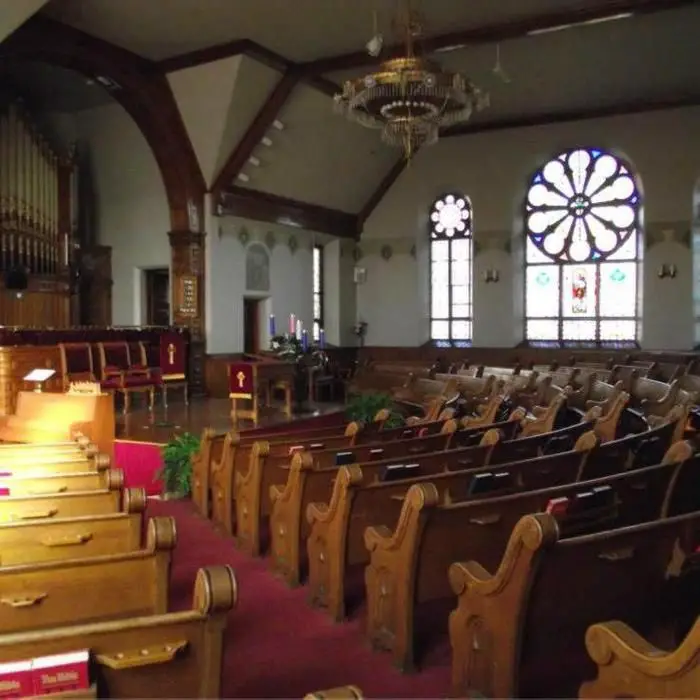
160, 332, 186, 380
229, 363, 255, 399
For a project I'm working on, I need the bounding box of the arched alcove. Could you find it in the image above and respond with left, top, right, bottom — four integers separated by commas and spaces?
245, 243, 270, 293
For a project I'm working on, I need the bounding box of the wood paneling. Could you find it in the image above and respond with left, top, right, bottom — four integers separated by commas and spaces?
0, 277, 70, 328
0, 345, 63, 416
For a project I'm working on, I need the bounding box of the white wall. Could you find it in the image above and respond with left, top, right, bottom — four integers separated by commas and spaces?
360, 106, 700, 349
206, 215, 333, 353
73, 103, 171, 325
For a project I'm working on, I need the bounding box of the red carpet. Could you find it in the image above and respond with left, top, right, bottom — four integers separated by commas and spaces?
148, 498, 451, 698
115, 440, 163, 496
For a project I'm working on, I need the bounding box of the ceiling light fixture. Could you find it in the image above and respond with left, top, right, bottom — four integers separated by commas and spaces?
237, 173, 250, 182
261, 136, 273, 146
334, 0, 488, 160
248, 156, 261, 166
272, 120, 285, 131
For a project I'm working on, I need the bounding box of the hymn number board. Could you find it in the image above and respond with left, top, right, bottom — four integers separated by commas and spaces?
177, 275, 198, 317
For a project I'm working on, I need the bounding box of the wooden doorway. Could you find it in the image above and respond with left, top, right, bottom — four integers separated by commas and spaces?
145, 268, 170, 326
243, 298, 261, 354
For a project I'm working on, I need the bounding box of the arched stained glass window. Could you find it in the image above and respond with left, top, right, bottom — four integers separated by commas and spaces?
524, 148, 642, 345
430, 193, 473, 343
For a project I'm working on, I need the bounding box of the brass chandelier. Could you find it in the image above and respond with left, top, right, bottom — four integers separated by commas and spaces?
334, 4, 489, 159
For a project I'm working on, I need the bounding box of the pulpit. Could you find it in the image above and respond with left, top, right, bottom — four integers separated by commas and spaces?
228, 355, 295, 426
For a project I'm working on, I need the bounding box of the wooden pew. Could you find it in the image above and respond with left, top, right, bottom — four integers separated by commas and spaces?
238, 424, 460, 557
306, 422, 599, 621
0, 467, 123, 497
0, 482, 123, 523
0, 565, 236, 698
0, 515, 175, 634
580, 617, 700, 699
449, 510, 700, 698
212, 415, 458, 537
365, 447, 698, 671
192, 415, 351, 517
0, 452, 111, 477
0, 487, 146, 565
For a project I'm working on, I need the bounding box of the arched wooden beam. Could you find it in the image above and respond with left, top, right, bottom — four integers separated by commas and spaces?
0, 16, 206, 232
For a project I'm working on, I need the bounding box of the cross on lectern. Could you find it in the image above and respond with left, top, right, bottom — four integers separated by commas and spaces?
236, 371, 246, 388
167, 343, 176, 364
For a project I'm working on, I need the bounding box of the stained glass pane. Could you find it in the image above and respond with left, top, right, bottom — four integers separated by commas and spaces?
430, 194, 473, 341
527, 320, 559, 341
562, 320, 597, 341
313, 295, 321, 320
452, 321, 471, 340
526, 238, 551, 264
526, 265, 559, 318
562, 265, 596, 318
600, 320, 636, 341
607, 233, 638, 261
431, 320, 449, 340
599, 263, 636, 318
313, 321, 320, 341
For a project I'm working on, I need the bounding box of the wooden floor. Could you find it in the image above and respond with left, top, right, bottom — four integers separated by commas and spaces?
115, 396, 344, 443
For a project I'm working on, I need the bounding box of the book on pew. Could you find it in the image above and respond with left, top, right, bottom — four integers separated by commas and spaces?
31, 651, 90, 696
0, 659, 33, 698
381, 463, 420, 482
309, 443, 325, 450
468, 471, 513, 496
335, 451, 355, 467
368, 448, 384, 460
288, 445, 305, 456
545, 497, 570, 516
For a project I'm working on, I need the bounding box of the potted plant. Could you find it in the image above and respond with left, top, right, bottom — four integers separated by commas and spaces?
157, 432, 200, 499
346, 392, 404, 429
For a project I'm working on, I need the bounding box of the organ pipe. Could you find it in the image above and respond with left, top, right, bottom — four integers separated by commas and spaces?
0, 99, 75, 276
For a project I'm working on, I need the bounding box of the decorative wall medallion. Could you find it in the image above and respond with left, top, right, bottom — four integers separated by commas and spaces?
238, 226, 250, 246
473, 240, 482, 256
187, 200, 200, 232
353, 246, 363, 262
380, 244, 393, 261
503, 239, 512, 254
410, 244, 416, 259
288, 235, 298, 254
265, 230, 276, 250
245, 243, 271, 292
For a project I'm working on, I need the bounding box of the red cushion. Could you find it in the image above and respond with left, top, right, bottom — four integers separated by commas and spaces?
123, 376, 155, 388
100, 378, 120, 390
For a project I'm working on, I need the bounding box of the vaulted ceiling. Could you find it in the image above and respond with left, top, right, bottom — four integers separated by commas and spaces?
1, 0, 699, 237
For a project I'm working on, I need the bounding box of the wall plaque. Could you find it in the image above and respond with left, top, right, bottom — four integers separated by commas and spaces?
177, 274, 198, 317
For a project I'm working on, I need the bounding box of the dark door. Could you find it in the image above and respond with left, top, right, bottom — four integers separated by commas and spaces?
145, 268, 170, 326
243, 298, 260, 354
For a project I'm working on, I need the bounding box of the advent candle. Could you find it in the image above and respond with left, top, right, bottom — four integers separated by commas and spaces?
289, 313, 296, 336
269, 314, 276, 337
296, 319, 303, 339
301, 329, 309, 352
319, 328, 325, 349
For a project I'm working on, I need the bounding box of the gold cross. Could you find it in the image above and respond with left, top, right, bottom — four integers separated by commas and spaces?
167, 343, 176, 364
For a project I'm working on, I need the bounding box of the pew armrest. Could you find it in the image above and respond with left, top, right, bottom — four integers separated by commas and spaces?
585, 621, 665, 670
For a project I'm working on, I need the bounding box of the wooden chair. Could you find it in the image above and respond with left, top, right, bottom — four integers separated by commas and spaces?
141, 340, 189, 407
58, 342, 97, 390
97, 341, 155, 413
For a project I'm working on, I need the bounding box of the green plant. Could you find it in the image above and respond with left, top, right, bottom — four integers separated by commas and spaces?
157, 432, 200, 496
345, 392, 404, 429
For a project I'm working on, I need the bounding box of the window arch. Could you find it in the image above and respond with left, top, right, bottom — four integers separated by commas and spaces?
524, 148, 642, 345
430, 193, 473, 343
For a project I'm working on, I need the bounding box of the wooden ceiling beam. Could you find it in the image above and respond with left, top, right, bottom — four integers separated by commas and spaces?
210, 69, 300, 197
356, 157, 409, 233
218, 186, 358, 239
300, 0, 698, 76
441, 94, 700, 139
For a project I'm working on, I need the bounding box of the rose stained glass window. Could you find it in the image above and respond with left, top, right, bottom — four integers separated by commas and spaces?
524, 148, 642, 344
430, 194, 473, 343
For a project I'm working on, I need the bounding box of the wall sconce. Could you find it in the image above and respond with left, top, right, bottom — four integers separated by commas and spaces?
657, 263, 677, 279
483, 268, 500, 283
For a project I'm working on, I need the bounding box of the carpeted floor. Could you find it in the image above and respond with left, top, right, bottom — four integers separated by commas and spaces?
148, 498, 451, 699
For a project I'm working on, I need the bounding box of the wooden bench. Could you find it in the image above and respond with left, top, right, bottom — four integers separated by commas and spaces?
238, 424, 460, 557
448, 510, 700, 698
365, 444, 696, 670
580, 616, 700, 699
0, 515, 175, 634
306, 421, 598, 621
0, 452, 111, 477
304, 687, 363, 699
0, 487, 146, 565
0, 565, 236, 698
0, 483, 123, 523
0, 467, 123, 497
